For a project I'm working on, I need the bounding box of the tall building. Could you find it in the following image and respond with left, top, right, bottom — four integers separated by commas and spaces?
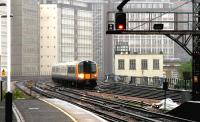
58, 3, 93, 62
172, 0, 192, 62
40, 4, 58, 75
11, 0, 40, 76
106, 0, 193, 78
111, 0, 175, 59
82, 0, 108, 78
40, 0, 109, 79
105, 0, 182, 76
39, 1, 93, 75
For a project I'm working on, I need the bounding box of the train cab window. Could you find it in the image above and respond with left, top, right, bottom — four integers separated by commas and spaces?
78, 63, 84, 73
78, 61, 96, 73
68, 67, 75, 73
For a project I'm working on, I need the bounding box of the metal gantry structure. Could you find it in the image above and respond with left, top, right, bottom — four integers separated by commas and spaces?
191, 0, 200, 100
106, 0, 200, 100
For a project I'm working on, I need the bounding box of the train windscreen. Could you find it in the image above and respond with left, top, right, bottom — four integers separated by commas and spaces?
78, 61, 96, 73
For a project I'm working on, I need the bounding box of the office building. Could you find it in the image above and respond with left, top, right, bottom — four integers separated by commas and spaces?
39, 1, 93, 75
11, 0, 40, 76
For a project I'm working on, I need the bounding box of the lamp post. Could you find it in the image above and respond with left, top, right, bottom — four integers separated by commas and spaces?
0, 15, 13, 103
5, 0, 12, 122
0, 3, 6, 102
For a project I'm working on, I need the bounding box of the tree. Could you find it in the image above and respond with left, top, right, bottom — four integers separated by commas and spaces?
178, 61, 192, 79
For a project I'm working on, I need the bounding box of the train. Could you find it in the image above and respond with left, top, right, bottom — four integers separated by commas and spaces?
51, 60, 98, 89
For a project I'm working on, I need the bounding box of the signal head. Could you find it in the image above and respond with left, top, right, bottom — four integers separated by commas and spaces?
115, 12, 126, 30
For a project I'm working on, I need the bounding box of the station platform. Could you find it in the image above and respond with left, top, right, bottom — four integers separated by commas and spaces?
14, 81, 107, 122
167, 101, 200, 121
14, 98, 107, 122
0, 100, 17, 122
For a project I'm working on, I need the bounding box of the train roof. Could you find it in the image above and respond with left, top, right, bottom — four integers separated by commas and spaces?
52, 60, 96, 67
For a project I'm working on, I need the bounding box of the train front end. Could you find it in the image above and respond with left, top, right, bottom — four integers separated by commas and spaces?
76, 60, 98, 88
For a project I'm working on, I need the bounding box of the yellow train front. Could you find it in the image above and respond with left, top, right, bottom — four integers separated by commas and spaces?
52, 60, 98, 89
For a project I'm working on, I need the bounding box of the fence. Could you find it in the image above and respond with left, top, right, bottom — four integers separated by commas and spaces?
105, 75, 192, 90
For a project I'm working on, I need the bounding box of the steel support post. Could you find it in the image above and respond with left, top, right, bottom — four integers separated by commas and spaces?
192, 1, 200, 100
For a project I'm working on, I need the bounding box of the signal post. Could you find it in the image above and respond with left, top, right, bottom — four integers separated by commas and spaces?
106, 0, 200, 101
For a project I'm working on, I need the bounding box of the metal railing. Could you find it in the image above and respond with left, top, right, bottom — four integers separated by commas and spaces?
104, 75, 192, 90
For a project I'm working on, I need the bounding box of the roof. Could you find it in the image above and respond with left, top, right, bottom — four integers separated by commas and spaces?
52, 60, 96, 67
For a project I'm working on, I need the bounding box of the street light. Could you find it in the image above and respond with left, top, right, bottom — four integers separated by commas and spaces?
5, 0, 12, 122
0, 3, 6, 102
0, 2, 12, 122
0, 14, 13, 102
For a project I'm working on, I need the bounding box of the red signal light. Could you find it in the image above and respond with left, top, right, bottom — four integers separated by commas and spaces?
115, 12, 126, 30
117, 24, 124, 30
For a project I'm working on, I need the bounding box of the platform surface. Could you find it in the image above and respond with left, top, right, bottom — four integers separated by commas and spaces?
167, 101, 200, 121
0, 100, 17, 122
14, 99, 74, 122
41, 98, 107, 122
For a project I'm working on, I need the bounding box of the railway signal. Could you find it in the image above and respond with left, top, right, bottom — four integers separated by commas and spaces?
115, 12, 126, 30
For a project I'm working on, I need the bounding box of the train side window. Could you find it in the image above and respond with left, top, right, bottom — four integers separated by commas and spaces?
62, 67, 65, 72
67, 67, 70, 73
64, 67, 67, 72
91, 63, 96, 73
55, 67, 57, 72
68, 67, 72, 73
72, 67, 75, 73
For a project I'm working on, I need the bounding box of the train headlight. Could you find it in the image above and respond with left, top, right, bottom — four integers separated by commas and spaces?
92, 74, 97, 78
78, 74, 84, 79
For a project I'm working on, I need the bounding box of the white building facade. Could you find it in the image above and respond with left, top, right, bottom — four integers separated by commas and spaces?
40, 2, 93, 75
11, 0, 40, 76
40, 4, 58, 75
115, 54, 164, 78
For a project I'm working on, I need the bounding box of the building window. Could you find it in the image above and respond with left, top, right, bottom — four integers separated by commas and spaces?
141, 59, 148, 70
129, 59, 136, 70
118, 59, 124, 70
153, 59, 159, 70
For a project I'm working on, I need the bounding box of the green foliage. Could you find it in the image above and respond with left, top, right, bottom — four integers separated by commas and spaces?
1, 88, 31, 100
178, 61, 192, 79
13, 88, 32, 100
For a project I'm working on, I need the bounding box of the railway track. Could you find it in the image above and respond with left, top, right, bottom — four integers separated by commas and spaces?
96, 82, 186, 103
33, 83, 194, 122
32, 86, 130, 122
